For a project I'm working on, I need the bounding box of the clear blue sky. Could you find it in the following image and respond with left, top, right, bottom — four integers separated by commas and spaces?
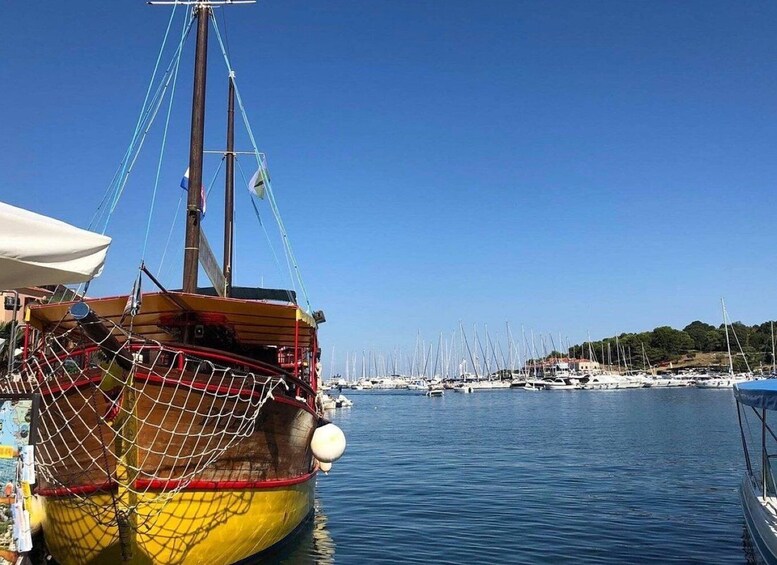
2, 1, 777, 374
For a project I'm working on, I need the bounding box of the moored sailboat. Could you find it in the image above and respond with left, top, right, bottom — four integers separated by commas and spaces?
2, 2, 344, 564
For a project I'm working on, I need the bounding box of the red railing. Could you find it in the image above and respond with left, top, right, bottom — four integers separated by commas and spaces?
27, 341, 316, 410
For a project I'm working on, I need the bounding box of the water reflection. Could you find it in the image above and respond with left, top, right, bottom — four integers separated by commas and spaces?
249, 498, 335, 564
741, 523, 762, 564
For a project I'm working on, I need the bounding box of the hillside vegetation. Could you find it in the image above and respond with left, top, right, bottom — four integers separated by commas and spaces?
567, 321, 777, 373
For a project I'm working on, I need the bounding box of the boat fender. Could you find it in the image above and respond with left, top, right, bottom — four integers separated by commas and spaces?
319, 461, 332, 474
310, 423, 346, 463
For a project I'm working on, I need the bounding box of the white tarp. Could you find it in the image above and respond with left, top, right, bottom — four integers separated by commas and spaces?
0, 202, 111, 290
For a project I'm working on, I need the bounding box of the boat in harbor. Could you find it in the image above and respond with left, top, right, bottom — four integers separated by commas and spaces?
706, 299, 757, 389
542, 377, 579, 390
644, 374, 695, 388
321, 393, 354, 410
581, 373, 622, 390
696, 374, 752, 388
734, 379, 777, 563
1, 3, 345, 563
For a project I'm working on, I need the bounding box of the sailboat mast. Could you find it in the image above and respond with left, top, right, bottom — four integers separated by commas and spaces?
223, 72, 235, 295
183, 5, 210, 293
722, 298, 735, 376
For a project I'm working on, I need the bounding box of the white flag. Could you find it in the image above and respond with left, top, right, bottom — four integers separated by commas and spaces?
248, 168, 267, 199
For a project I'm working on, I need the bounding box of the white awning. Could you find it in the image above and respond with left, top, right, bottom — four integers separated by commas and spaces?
0, 202, 111, 290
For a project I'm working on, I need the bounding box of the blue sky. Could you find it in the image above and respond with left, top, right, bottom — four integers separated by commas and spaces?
2, 1, 777, 374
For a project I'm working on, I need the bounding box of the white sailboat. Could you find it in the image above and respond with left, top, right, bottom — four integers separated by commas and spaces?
698, 300, 754, 388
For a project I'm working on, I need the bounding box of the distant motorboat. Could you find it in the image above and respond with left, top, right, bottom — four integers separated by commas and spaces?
351, 378, 372, 390
426, 388, 444, 397
335, 394, 353, 408
645, 376, 693, 388
623, 372, 650, 388
581, 373, 621, 390
697, 374, 752, 389
543, 377, 579, 391
523, 378, 548, 391
468, 379, 511, 390
455, 384, 474, 394
320, 393, 353, 410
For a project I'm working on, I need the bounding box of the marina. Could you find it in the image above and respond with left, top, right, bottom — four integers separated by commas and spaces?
324, 368, 756, 393
2, 1, 777, 563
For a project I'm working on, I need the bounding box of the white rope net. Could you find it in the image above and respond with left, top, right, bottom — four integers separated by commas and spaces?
1, 317, 287, 529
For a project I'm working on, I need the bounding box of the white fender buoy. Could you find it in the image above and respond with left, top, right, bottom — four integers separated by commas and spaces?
319, 461, 332, 474
311, 423, 346, 463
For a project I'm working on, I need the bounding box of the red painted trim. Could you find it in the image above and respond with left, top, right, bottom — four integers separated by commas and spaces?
39, 369, 317, 417
38, 342, 315, 398
312, 334, 318, 394
42, 375, 100, 396
294, 318, 300, 379
272, 393, 316, 415
39, 471, 317, 498
136, 469, 317, 492
136, 372, 260, 399
22, 324, 30, 361
37, 481, 116, 497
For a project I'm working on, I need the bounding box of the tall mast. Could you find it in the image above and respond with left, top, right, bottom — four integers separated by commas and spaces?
722, 298, 734, 376
183, 5, 210, 293
223, 72, 235, 296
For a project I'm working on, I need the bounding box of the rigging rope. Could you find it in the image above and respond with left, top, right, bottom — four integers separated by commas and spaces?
141, 8, 190, 261
88, 4, 181, 233
204, 156, 226, 203
157, 192, 184, 279
209, 13, 312, 311
107, 15, 195, 227
90, 8, 195, 236
235, 158, 287, 283
90, 6, 180, 232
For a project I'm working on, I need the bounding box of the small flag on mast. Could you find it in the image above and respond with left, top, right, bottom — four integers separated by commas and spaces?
180, 167, 189, 190
123, 271, 142, 317
180, 167, 206, 218
248, 167, 267, 199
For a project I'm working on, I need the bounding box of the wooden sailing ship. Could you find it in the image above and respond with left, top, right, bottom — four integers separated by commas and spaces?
5, 2, 339, 563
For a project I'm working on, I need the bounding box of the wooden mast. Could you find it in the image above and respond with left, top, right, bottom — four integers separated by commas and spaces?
224, 72, 235, 296
183, 5, 210, 294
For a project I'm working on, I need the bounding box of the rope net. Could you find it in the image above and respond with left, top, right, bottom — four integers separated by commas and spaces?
1, 317, 287, 530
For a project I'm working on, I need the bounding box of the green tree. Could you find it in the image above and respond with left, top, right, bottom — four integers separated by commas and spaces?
683, 321, 716, 350
704, 330, 724, 352
650, 326, 695, 356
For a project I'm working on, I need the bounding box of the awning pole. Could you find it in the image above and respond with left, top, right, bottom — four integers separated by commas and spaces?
294, 317, 300, 379
736, 400, 753, 477
6, 291, 19, 375
763, 408, 768, 499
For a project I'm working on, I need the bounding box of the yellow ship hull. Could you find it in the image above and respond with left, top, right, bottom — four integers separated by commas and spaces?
41, 477, 315, 565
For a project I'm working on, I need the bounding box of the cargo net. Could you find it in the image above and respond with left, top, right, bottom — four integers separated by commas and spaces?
1, 317, 288, 529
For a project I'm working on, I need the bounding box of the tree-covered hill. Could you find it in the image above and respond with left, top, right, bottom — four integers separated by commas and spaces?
567, 320, 777, 373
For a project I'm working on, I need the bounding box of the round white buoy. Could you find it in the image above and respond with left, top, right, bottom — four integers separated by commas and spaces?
310, 423, 346, 463
319, 461, 332, 474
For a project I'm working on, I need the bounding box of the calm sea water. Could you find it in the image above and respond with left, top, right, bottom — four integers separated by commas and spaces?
260, 388, 760, 564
